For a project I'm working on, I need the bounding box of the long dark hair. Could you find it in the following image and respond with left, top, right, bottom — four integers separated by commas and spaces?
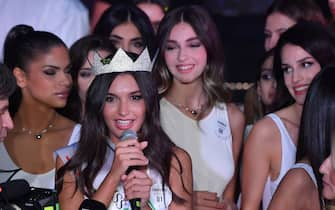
244, 49, 275, 124
3, 24, 67, 115
57, 68, 187, 202
153, 5, 230, 117
60, 35, 116, 122
296, 66, 335, 207
93, 3, 156, 56
265, 0, 326, 24
272, 21, 335, 110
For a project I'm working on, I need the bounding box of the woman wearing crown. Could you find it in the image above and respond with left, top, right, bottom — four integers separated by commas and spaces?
55, 48, 193, 210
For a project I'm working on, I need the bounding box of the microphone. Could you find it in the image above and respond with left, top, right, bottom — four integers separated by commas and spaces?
79, 199, 107, 210
120, 130, 137, 142
120, 130, 141, 210
0, 179, 30, 202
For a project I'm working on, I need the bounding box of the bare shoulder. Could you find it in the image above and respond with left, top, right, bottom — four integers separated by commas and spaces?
246, 115, 279, 144
51, 115, 77, 146
226, 103, 245, 127
57, 114, 76, 130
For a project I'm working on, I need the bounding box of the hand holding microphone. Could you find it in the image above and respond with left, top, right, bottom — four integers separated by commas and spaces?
112, 130, 151, 210
111, 130, 148, 176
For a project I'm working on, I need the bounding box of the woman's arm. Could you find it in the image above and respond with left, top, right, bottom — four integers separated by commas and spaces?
241, 118, 278, 210
168, 147, 193, 210
56, 156, 86, 210
222, 103, 245, 209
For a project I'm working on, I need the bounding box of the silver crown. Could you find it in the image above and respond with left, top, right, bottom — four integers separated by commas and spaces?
92, 47, 153, 75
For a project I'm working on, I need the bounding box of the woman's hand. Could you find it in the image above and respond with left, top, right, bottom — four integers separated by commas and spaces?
194, 191, 225, 210
110, 139, 149, 179
122, 169, 153, 209
221, 197, 237, 210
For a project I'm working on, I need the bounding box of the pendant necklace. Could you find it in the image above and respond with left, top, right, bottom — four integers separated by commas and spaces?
20, 113, 57, 140
175, 103, 203, 117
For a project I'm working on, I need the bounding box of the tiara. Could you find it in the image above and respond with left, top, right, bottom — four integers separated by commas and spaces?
92, 47, 153, 75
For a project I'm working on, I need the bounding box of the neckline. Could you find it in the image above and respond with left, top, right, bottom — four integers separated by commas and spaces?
161, 97, 215, 122
0, 143, 54, 176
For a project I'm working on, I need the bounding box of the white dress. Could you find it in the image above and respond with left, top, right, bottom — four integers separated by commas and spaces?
262, 114, 296, 210
160, 98, 234, 197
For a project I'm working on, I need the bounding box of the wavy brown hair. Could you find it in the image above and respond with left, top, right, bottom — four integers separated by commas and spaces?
152, 5, 230, 118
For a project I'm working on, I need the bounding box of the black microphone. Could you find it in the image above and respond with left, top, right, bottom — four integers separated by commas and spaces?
120, 130, 141, 210
79, 199, 107, 210
0, 179, 30, 202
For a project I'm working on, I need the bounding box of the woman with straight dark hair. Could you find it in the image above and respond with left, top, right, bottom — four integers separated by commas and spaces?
268, 66, 335, 210
241, 21, 335, 210
56, 48, 192, 210
0, 24, 80, 189
264, 0, 326, 51
61, 34, 116, 122
244, 49, 276, 138
93, 3, 156, 56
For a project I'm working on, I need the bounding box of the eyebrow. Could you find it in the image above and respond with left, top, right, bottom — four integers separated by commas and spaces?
42, 65, 61, 69
130, 37, 143, 42
261, 68, 273, 73
79, 67, 92, 71
167, 37, 200, 43
107, 90, 141, 95
110, 35, 122, 40
296, 56, 314, 63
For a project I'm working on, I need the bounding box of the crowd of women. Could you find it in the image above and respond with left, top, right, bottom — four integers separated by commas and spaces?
2, 0, 335, 209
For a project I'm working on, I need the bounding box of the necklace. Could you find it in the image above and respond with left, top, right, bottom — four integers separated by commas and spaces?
20, 113, 57, 140
175, 103, 203, 116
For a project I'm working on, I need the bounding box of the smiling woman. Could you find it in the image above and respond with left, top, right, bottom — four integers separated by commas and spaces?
241, 21, 335, 210
153, 5, 245, 210
0, 24, 80, 189
55, 48, 193, 210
